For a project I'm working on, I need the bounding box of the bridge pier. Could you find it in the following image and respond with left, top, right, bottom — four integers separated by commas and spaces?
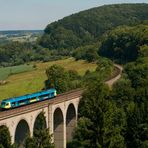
63, 117, 66, 148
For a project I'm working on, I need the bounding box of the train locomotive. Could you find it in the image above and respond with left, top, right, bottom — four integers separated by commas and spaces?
0, 88, 57, 109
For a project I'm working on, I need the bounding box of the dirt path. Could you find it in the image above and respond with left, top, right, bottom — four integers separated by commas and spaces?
105, 64, 123, 87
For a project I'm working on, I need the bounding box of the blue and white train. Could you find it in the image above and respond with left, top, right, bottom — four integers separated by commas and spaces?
0, 88, 57, 109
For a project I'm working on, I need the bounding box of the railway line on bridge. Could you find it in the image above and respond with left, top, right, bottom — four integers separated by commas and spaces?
0, 89, 83, 120
0, 64, 122, 118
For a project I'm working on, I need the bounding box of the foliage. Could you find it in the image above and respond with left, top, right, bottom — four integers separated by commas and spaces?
111, 54, 148, 147
24, 112, 54, 148
24, 136, 36, 148
70, 40, 148, 147
71, 80, 126, 148
45, 59, 113, 94
40, 4, 148, 50
111, 79, 135, 108
1, 4, 147, 66
82, 58, 113, 86
0, 41, 62, 67
124, 60, 148, 89
45, 65, 81, 93
72, 44, 99, 62
125, 103, 148, 148
34, 112, 47, 132
96, 58, 113, 79
0, 125, 12, 148
99, 24, 148, 63
139, 45, 148, 57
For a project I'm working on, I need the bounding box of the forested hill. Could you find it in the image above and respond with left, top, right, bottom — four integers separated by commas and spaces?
40, 3, 148, 50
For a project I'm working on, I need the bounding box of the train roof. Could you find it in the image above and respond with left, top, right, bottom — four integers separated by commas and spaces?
1, 88, 56, 103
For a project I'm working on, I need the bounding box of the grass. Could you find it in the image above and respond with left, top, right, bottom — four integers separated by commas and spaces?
0, 64, 35, 80
0, 58, 97, 100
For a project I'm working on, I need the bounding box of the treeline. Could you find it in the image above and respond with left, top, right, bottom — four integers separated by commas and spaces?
1, 24, 147, 67
40, 4, 148, 50
0, 42, 63, 67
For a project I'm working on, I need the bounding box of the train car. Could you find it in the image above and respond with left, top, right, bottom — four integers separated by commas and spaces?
0, 88, 57, 109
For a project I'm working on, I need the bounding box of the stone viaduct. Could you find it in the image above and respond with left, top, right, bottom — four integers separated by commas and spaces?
0, 64, 122, 148
0, 89, 83, 148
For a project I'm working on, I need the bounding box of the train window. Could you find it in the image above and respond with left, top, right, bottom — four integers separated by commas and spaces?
41, 94, 48, 98
11, 102, 16, 106
30, 97, 36, 100
19, 100, 25, 104
5, 103, 9, 106
1, 102, 5, 106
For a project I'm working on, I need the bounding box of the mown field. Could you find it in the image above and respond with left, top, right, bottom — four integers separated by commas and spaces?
0, 58, 97, 100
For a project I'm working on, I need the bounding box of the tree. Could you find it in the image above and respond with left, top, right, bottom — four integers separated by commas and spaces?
96, 57, 113, 80
124, 62, 148, 89
40, 4, 148, 50
45, 64, 81, 93
99, 25, 148, 64
125, 103, 148, 148
24, 112, 54, 148
45, 65, 69, 93
71, 80, 126, 148
111, 78, 135, 109
0, 145, 4, 148
0, 125, 11, 148
24, 136, 36, 148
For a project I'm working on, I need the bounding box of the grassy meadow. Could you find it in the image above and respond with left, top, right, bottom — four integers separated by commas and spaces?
0, 58, 97, 100
0, 64, 35, 80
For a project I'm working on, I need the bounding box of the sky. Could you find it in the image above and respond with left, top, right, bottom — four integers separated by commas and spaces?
0, 0, 147, 30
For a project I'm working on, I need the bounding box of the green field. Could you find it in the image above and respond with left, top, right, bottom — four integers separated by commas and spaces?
0, 58, 97, 100
0, 64, 35, 80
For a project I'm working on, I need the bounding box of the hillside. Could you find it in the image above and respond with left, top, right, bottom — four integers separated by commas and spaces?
40, 3, 148, 50
0, 4, 148, 67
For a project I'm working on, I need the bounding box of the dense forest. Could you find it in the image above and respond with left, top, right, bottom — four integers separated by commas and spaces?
68, 47, 148, 148
40, 4, 148, 50
99, 24, 148, 63
66, 25, 148, 148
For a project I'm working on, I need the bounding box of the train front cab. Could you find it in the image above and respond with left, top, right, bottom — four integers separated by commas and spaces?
1, 101, 11, 109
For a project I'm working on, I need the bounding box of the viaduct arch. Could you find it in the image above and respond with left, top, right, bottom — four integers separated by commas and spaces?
33, 112, 47, 133
15, 119, 30, 146
66, 103, 76, 142
54, 107, 64, 148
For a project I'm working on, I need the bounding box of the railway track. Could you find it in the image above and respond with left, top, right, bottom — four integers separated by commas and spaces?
105, 64, 123, 87
0, 64, 122, 118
